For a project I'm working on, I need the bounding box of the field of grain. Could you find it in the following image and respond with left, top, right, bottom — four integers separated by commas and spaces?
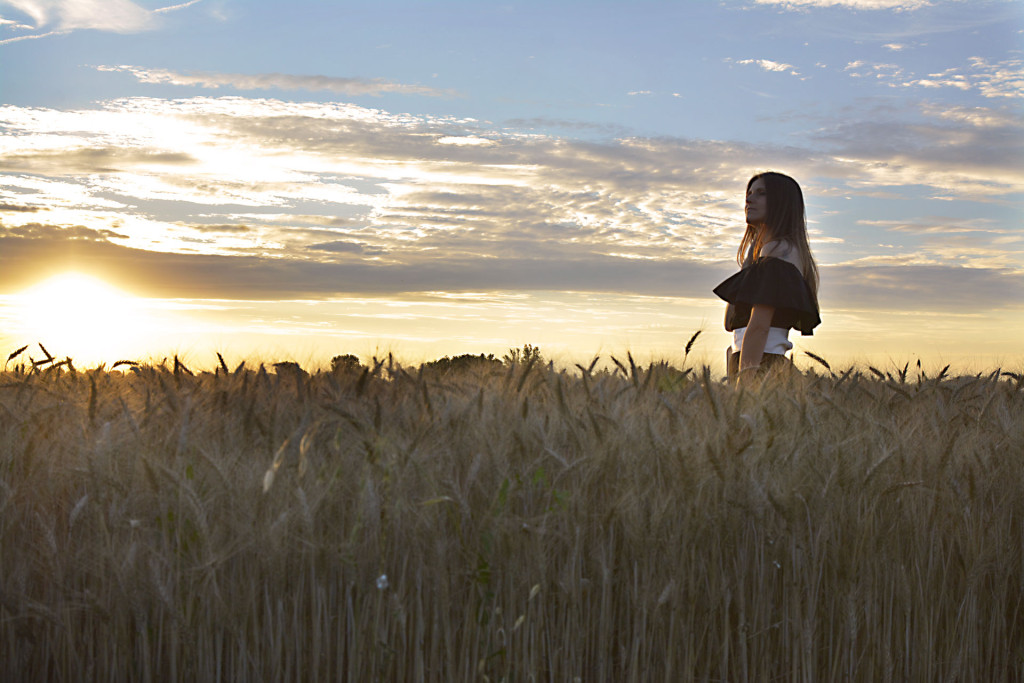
1, 346, 1022, 681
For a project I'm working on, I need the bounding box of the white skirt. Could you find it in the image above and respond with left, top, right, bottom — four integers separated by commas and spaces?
731, 326, 793, 356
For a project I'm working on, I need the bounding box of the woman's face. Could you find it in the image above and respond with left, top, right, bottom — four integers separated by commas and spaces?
745, 178, 768, 226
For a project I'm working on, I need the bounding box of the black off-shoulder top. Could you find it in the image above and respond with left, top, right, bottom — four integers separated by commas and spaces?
713, 257, 820, 335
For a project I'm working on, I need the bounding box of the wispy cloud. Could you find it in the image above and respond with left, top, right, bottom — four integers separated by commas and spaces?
727, 58, 803, 78
844, 56, 1024, 98
844, 60, 906, 79
860, 217, 1017, 235
856, 217, 1022, 269
502, 117, 628, 137
0, 15, 32, 28
960, 57, 1024, 100
920, 103, 1021, 128
0, 28, 65, 44
96, 65, 457, 97
0, 0, 203, 44
809, 108, 1024, 199
1, 0, 153, 32
153, 0, 203, 14
753, 0, 933, 10
825, 261, 1022, 312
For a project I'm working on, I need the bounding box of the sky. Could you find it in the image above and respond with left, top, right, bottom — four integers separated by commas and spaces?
0, 0, 1021, 372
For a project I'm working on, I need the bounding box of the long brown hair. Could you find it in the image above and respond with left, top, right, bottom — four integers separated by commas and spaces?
737, 171, 819, 301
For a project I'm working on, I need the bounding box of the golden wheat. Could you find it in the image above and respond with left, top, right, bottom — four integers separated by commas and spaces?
0, 353, 1021, 681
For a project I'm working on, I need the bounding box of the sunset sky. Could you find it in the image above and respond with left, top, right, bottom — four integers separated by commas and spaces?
1, 0, 1021, 371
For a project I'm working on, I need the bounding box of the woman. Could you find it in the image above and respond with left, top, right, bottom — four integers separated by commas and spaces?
713, 172, 820, 383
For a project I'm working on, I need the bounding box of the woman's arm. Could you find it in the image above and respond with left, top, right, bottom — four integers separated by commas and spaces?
739, 304, 775, 375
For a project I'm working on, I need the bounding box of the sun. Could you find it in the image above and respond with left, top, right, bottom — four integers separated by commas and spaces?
13, 273, 153, 365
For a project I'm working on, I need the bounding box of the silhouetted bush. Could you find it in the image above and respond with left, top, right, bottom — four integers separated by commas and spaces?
419, 352, 503, 376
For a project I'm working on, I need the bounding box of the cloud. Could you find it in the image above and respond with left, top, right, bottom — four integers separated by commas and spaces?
0, 0, 203, 44
0, 146, 195, 174
727, 58, 803, 78
224, 213, 369, 229
807, 101, 1024, 198
844, 60, 906, 80
186, 223, 252, 234
502, 117, 628, 136
153, 0, 203, 13
855, 217, 1023, 269
96, 65, 457, 97
4, 96, 1019, 206
0, 172, 129, 211
0, 219, 726, 299
753, 0, 933, 9
0, 203, 40, 212
844, 56, 1024, 99
1, 0, 152, 32
825, 262, 1023, 312
0, 95, 1019, 313
963, 57, 1024, 100
0, 27, 65, 44
0, 15, 32, 28
919, 103, 1020, 128
437, 136, 495, 146
2, 219, 1019, 317
308, 240, 387, 256
0, 92, 771, 296
860, 217, 1016, 235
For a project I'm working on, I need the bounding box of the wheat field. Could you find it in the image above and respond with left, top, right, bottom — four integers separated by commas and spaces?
1, 346, 1022, 681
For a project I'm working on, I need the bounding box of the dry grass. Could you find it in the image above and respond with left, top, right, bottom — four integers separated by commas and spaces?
0, 351, 1022, 681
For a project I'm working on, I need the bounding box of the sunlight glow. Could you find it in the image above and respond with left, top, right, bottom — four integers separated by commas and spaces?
12, 273, 156, 365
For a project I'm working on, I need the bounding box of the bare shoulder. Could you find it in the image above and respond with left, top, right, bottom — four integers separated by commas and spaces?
762, 240, 803, 271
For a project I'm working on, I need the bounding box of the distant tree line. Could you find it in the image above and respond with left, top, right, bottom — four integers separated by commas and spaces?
327, 344, 545, 377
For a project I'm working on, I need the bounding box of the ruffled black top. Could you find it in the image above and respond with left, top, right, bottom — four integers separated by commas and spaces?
713, 257, 820, 335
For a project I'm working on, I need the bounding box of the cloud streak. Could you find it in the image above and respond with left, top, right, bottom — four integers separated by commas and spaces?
153, 0, 203, 14
753, 0, 934, 10
96, 65, 457, 97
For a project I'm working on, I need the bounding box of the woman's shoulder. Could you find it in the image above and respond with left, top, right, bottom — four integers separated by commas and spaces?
760, 240, 803, 271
